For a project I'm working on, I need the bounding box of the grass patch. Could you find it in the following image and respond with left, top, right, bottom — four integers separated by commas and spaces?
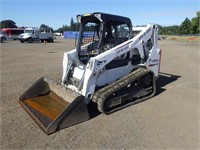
160, 35, 200, 44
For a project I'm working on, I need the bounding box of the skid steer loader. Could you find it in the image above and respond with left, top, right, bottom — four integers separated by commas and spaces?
19, 12, 161, 134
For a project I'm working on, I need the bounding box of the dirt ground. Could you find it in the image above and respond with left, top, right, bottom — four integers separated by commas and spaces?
1, 38, 200, 149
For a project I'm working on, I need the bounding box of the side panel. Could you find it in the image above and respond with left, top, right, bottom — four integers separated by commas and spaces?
145, 47, 161, 78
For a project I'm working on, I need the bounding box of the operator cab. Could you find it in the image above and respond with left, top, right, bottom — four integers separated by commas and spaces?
76, 12, 133, 65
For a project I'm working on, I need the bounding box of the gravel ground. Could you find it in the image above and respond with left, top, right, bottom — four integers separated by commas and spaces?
1, 38, 200, 149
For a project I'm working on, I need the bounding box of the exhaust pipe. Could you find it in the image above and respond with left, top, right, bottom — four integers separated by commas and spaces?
19, 77, 90, 135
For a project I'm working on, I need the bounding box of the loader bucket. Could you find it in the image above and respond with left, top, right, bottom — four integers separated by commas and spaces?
19, 77, 90, 135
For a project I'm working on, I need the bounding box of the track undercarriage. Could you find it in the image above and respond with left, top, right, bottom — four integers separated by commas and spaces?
93, 67, 156, 114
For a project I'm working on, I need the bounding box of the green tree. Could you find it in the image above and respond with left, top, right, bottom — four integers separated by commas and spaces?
197, 11, 200, 17
179, 18, 191, 34
0, 20, 17, 28
70, 17, 76, 31
55, 24, 71, 33
39, 24, 54, 32
158, 25, 179, 35
190, 11, 200, 34
70, 17, 74, 26
55, 16, 80, 32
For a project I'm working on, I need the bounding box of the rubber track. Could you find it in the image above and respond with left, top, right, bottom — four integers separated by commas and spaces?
92, 67, 155, 114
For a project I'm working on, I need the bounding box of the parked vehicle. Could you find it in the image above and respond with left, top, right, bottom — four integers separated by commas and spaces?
0, 30, 6, 43
1, 28, 24, 40
18, 27, 54, 43
19, 12, 161, 134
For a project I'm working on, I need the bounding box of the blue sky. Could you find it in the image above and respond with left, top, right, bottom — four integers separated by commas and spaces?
1, 0, 199, 30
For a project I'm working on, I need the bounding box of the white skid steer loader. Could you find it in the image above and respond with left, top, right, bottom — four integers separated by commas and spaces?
19, 12, 161, 134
